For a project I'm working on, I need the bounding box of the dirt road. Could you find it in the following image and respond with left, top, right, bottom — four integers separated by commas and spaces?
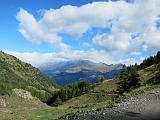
69, 89, 160, 120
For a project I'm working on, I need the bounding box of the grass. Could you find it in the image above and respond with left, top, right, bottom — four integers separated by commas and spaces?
126, 84, 160, 98
0, 64, 160, 120
1, 84, 159, 120
56, 84, 160, 120
138, 65, 157, 85
0, 52, 58, 101
55, 65, 160, 119
0, 94, 76, 120
0, 107, 76, 120
92, 80, 118, 93
0, 79, 118, 120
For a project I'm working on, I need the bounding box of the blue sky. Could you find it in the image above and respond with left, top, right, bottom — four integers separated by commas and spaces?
1, 0, 160, 66
0, 0, 106, 52
1, 0, 122, 52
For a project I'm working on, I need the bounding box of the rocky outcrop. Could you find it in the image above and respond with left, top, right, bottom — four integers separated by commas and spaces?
12, 88, 33, 100
0, 97, 6, 107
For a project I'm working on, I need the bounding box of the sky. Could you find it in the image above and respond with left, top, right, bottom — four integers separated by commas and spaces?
0, 0, 160, 67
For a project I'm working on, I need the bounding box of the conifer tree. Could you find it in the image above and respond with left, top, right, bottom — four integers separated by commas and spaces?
117, 67, 140, 94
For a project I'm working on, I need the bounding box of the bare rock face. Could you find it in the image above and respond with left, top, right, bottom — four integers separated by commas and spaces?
12, 88, 33, 100
0, 97, 6, 107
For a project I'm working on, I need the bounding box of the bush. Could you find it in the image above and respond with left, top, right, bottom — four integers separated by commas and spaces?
52, 96, 62, 106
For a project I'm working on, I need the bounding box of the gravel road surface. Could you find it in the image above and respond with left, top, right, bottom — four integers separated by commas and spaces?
67, 90, 160, 120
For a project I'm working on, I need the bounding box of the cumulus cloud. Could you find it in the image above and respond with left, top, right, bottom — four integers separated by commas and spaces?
5, 50, 144, 67
16, 8, 71, 51
143, 24, 160, 50
93, 31, 131, 53
4, 50, 115, 67
17, 0, 160, 54
16, 1, 129, 51
92, 0, 160, 54
15, 0, 160, 66
39, 1, 126, 38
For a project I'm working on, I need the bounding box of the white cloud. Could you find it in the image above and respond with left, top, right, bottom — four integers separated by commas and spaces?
16, 1, 129, 51
17, 0, 160, 54
15, 0, 160, 66
82, 42, 91, 48
143, 25, 160, 50
16, 8, 71, 51
93, 31, 131, 53
92, 0, 160, 54
4, 50, 115, 67
39, 1, 125, 38
118, 58, 138, 66
4, 49, 146, 67
131, 51, 141, 56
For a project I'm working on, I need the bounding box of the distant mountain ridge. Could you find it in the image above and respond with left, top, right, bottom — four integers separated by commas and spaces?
0, 51, 57, 102
39, 60, 123, 86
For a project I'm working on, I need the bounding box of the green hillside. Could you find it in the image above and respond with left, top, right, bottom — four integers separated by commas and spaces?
43, 52, 160, 119
0, 51, 159, 120
139, 64, 158, 84
50, 65, 153, 110
0, 51, 58, 102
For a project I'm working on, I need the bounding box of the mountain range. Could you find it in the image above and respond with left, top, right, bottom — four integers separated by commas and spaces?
39, 60, 123, 86
0, 51, 159, 120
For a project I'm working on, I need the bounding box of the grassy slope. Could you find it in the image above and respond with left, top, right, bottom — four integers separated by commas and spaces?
62, 80, 117, 109
138, 64, 157, 84
57, 64, 160, 119
0, 64, 159, 120
0, 52, 58, 101
0, 92, 74, 120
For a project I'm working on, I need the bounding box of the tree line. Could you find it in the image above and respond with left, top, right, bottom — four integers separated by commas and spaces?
47, 81, 91, 106
117, 51, 160, 94
46, 51, 160, 106
137, 51, 160, 70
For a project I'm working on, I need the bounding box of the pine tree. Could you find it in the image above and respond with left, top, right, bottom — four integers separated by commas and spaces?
155, 51, 160, 64
117, 67, 140, 94
54, 96, 62, 106
129, 68, 140, 89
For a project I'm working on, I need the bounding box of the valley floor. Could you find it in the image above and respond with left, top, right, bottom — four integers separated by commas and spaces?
0, 87, 160, 120
67, 89, 160, 120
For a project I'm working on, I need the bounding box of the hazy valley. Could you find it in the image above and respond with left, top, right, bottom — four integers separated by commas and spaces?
39, 60, 123, 86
